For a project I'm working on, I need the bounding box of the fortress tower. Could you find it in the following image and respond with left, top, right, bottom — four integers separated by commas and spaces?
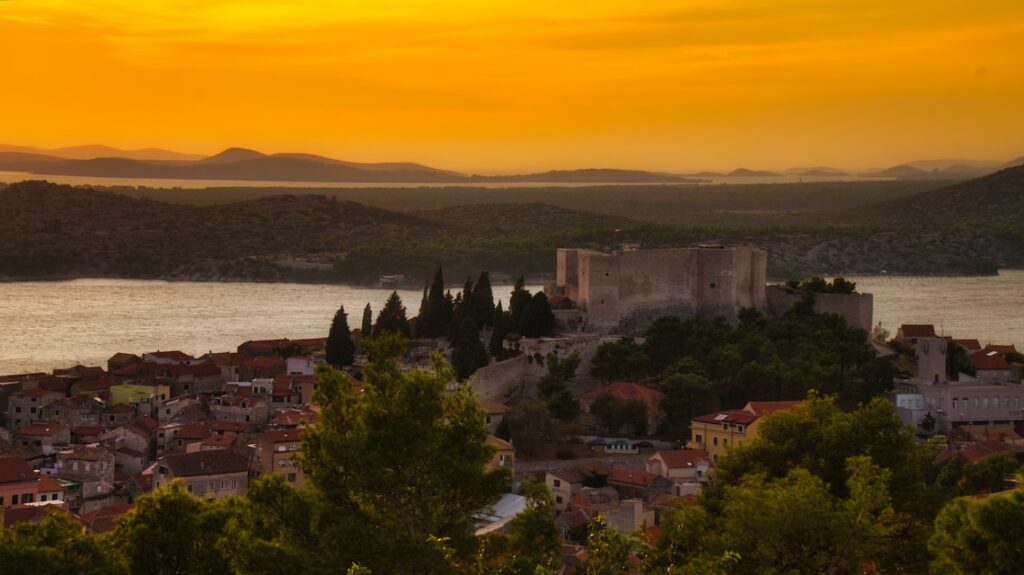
554, 246, 768, 330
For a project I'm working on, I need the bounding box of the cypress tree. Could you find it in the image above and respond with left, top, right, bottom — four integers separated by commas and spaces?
373, 291, 411, 338
325, 305, 356, 367
415, 282, 429, 338
441, 290, 455, 332
451, 317, 490, 380
419, 266, 447, 338
521, 292, 555, 338
470, 271, 495, 327
361, 303, 373, 339
489, 301, 509, 358
509, 275, 532, 334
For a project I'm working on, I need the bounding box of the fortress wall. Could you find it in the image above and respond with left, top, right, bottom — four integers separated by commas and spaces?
470, 355, 532, 403
815, 292, 874, 333
556, 249, 580, 300
696, 248, 737, 315
614, 249, 697, 321
580, 253, 620, 327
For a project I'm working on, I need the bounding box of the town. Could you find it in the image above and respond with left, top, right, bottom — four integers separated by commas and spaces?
1, 245, 1021, 573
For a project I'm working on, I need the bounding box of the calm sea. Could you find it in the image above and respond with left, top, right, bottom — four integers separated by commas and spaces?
0, 273, 1020, 375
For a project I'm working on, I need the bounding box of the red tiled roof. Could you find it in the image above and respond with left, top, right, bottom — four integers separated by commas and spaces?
290, 338, 327, 348
692, 409, 758, 425
270, 409, 318, 427
113, 362, 158, 377
262, 429, 303, 443
17, 422, 66, 438
743, 401, 802, 417
201, 435, 237, 448
952, 339, 983, 352
132, 415, 159, 431
240, 339, 292, 351
146, 351, 194, 362
161, 450, 248, 477
77, 377, 117, 392
79, 503, 132, 533
60, 446, 112, 462
210, 421, 250, 433
105, 403, 135, 414
607, 466, 662, 488
650, 449, 711, 470
174, 423, 212, 440
581, 382, 665, 404
207, 352, 248, 367
3, 504, 70, 529
21, 387, 59, 398
242, 356, 283, 369
165, 363, 222, 378
548, 468, 585, 484
36, 475, 63, 493
71, 425, 106, 437
971, 351, 1010, 371
0, 456, 35, 483
985, 344, 1019, 355
900, 324, 937, 338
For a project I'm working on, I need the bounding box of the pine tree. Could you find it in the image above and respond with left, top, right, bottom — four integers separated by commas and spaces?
361, 303, 373, 339
373, 292, 411, 338
509, 275, 532, 334
521, 292, 555, 338
488, 302, 509, 358
325, 305, 356, 367
451, 317, 490, 380
470, 271, 495, 327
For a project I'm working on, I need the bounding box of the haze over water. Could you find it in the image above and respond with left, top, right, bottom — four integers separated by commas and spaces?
0, 273, 1020, 375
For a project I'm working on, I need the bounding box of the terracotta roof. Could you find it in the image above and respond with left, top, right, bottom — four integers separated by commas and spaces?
108, 353, 141, 363
0, 456, 35, 483
78, 377, 117, 392
113, 362, 158, 377
692, 409, 758, 425
262, 429, 303, 443
270, 409, 319, 427
240, 338, 292, 351
581, 382, 665, 404
210, 421, 250, 433
146, 351, 194, 362
60, 446, 112, 462
80, 503, 132, 533
985, 344, 1019, 355
607, 466, 663, 488
71, 425, 106, 437
952, 339, 983, 352
17, 422, 67, 438
36, 475, 63, 493
174, 423, 212, 440
487, 435, 514, 450
743, 401, 802, 417
555, 509, 589, 529
201, 435, 238, 448
650, 449, 711, 470
160, 450, 249, 477
3, 504, 70, 529
21, 387, 60, 398
900, 324, 937, 338
242, 356, 283, 369
105, 403, 136, 414
971, 350, 1010, 371
207, 352, 248, 367
290, 338, 327, 348
164, 363, 222, 378
131, 415, 159, 431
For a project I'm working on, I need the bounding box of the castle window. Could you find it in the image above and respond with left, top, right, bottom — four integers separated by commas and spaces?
709, 283, 716, 288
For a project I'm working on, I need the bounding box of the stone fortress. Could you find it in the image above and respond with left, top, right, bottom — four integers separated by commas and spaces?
552, 245, 769, 330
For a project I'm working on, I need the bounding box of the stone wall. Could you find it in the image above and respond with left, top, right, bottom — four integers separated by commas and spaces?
765, 285, 874, 332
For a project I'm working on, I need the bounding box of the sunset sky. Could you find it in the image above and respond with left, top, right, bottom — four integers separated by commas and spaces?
2, 0, 1023, 172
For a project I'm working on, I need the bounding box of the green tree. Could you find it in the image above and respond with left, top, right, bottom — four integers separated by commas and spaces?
960, 452, 1020, 495
488, 302, 509, 358
373, 291, 411, 338
520, 292, 555, 338
536, 352, 580, 421
580, 517, 643, 575
590, 338, 648, 382
946, 341, 976, 378
452, 316, 490, 380
325, 305, 356, 367
471, 271, 495, 327
508, 276, 532, 334
482, 479, 561, 574
361, 303, 372, 339
114, 480, 236, 575
658, 372, 717, 436
930, 482, 1024, 575
417, 266, 448, 338
503, 399, 560, 459
300, 334, 509, 573
0, 512, 123, 575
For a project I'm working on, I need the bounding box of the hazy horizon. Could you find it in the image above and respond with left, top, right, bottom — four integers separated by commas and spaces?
2, 1, 1022, 173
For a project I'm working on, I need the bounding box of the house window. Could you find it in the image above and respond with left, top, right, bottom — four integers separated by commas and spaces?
208, 482, 215, 491
982, 398, 988, 409
221, 481, 226, 489
231, 479, 238, 488
0, 496, 4, 505
556, 495, 563, 504
30, 407, 37, 414
695, 434, 703, 443
40, 494, 47, 502
11, 495, 18, 505
713, 437, 718, 446
485, 415, 492, 424
553, 479, 561, 488
287, 473, 296, 483
737, 425, 745, 433
187, 483, 193, 493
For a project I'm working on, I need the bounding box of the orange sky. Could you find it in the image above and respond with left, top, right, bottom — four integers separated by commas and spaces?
2, 0, 1023, 172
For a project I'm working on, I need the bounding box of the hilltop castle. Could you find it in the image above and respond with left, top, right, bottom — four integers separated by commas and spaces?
553, 245, 768, 330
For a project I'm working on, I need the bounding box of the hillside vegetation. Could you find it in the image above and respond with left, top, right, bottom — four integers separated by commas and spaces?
1, 168, 1021, 284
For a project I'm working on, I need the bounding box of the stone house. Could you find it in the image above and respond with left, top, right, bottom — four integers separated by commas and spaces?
54, 446, 116, 514
15, 422, 70, 454
545, 468, 584, 511
255, 429, 304, 487
209, 395, 269, 426
155, 450, 249, 499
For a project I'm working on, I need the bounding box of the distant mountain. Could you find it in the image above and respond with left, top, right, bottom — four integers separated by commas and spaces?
0, 144, 203, 162
783, 166, 848, 176
727, 168, 780, 177
1003, 156, 1024, 168
472, 169, 696, 184
0, 147, 686, 184
903, 158, 1003, 171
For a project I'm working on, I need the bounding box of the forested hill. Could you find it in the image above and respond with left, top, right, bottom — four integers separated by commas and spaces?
855, 164, 1024, 226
